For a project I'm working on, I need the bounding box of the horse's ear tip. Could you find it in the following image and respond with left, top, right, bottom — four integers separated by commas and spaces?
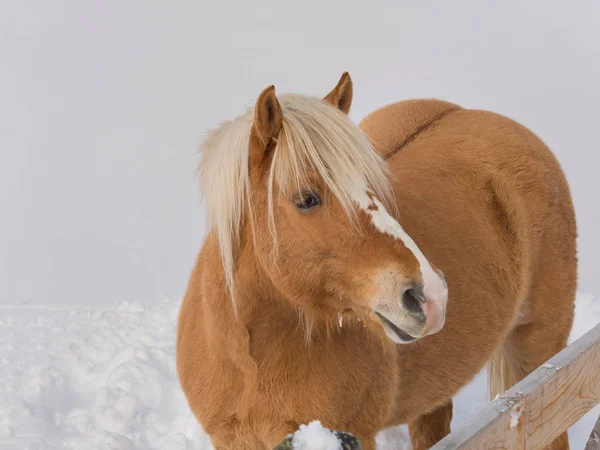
257, 85, 279, 105
262, 85, 276, 95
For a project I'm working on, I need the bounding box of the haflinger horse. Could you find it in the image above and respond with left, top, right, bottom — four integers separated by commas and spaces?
177, 73, 577, 450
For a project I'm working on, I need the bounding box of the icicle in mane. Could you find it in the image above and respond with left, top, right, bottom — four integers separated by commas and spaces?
197, 92, 393, 309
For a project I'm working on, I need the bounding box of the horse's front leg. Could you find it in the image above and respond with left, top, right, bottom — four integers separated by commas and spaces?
213, 435, 268, 450
213, 440, 266, 450
355, 435, 376, 450
209, 420, 272, 450
408, 399, 453, 450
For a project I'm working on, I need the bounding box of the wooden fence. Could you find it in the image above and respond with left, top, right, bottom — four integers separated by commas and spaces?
431, 322, 600, 449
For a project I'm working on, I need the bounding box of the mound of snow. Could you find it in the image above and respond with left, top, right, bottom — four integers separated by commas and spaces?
0, 299, 209, 450
290, 421, 342, 450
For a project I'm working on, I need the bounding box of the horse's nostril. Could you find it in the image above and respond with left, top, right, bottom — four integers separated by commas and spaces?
402, 287, 426, 318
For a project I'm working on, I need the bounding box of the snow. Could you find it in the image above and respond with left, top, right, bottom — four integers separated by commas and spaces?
1, 294, 598, 449
0, 299, 209, 450
510, 405, 522, 429
290, 421, 341, 450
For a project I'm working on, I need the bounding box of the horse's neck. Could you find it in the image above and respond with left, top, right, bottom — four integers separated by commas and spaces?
199, 235, 297, 365
203, 236, 339, 361
232, 248, 304, 334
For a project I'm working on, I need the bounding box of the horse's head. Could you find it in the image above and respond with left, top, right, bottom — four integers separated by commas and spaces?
199, 73, 447, 344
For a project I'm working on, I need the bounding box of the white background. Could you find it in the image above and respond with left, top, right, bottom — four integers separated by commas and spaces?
1, 0, 599, 306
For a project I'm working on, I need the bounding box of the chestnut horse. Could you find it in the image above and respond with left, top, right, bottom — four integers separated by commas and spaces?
177, 73, 577, 450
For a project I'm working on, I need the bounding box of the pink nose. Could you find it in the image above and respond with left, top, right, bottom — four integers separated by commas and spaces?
422, 298, 445, 334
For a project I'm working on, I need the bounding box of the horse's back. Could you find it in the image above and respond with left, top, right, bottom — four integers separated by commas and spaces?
359, 99, 577, 422
359, 99, 461, 160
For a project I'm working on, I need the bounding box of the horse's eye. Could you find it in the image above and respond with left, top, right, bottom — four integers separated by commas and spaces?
293, 192, 321, 212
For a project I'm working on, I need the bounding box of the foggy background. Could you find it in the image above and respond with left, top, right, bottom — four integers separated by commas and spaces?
1, 0, 599, 307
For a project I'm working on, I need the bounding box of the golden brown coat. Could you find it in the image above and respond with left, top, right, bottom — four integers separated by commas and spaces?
177, 74, 577, 450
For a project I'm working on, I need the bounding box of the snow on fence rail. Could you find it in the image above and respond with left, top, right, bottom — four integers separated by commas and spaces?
431, 322, 600, 450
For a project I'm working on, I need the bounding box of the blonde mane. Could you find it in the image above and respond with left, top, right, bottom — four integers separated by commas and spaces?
198, 93, 394, 309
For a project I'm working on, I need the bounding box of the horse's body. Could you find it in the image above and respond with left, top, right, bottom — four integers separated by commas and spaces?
177, 75, 577, 450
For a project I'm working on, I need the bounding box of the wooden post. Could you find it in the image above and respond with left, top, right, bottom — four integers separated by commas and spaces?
431, 322, 600, 450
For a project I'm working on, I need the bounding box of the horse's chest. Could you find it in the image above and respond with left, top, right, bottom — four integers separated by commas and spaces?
248, 330, 398, 430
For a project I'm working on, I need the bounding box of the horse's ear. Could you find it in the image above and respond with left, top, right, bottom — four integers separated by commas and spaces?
323, 72, 353, 114
252, 85, 283, 155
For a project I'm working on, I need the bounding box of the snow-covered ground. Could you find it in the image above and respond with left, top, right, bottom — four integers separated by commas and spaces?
1, 294, 598, 450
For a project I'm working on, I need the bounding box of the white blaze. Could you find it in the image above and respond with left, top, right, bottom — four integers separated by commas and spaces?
354, 190, 448, 307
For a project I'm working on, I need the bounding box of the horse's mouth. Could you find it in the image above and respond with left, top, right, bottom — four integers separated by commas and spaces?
375, 312, 417, 343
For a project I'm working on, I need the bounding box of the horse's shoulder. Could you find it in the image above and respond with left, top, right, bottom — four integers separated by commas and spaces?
359, 99, 462, 160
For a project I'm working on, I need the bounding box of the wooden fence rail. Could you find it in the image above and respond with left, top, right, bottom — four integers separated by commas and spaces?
431, 322, 600, 450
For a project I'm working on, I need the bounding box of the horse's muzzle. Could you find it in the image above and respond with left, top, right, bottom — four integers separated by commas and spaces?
374, 284, 446, 344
